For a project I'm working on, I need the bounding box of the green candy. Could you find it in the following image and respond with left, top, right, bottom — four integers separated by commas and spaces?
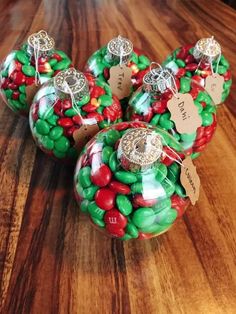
155, 163, 167, 182
109, 151, 118, 172
53, 58, 71, 71
16, 50, 29, 65
139, 223, 170, 234
150, 114, 161, 126
120, 234, 133, 241
65, 108, 78, 117
115, 171, 137, 184
167, 163, 180, 182
175, 183, 186, 197
35, 119, 50, 135
180, 132, 196, 142
137, 63, 147, 70
47, 114, 59, 126
88, 201, 105, 220
91, 216, 105, 228
78, 94, 90, 106
8, 99, 24, 110
105, 129, 120, 146
153, 198, 171, 213
54, 136, 70, 152
131, 182, 143, 194
38, 106, 54, 119
155, 208, 177, 226
116, 195, 133, 216
102, 146, 113, 164
48, 58, 58, 67
99, 95, 113, 107
79, 166, 92, 188
159, 113, 174, 130
194, 101, 203, 114
125, 223, 139, 238
83, 185, 99, 201
162, 179, 175, 197
49, 126, 64, 140
132, 207, 156, 228
139, 55, 150, 66
191, 152, 201, 159
19, 94, 26, 105
19, 85, 26, 93
5, 89, 13, 99
41, 135, 54, 150
176, 59, 186, 68
80, 199, 90, 213
217, 65, 227, 75
131, 52, 139, 64
180, 77, 191, 92
99, 120, 110, 129
53, 149, 66, 159
22, 65, 35, 77
220, 55, 229, 68
201, 111, 213, 126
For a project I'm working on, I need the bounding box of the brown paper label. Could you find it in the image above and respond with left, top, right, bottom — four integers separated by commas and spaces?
205, 74, 224, 105
26, 84, 41, 105
73, 123, 99, 153
108, 65, 132, 99
167, 93, 202, 134
180, 156, 200, 205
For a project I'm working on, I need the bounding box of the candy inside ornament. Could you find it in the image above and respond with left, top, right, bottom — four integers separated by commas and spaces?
74, 121, 200, 240
126, 64, 217, 158
84, 35, 151, 103
29, 68, 123, 161
0, 30, 72, 115
163, 37, 232, 105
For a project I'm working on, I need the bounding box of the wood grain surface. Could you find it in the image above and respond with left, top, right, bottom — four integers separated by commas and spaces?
0, 0, 236, 313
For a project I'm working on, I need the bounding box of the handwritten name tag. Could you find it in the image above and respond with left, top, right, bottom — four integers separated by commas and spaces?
167, 93, 202, 134
180, 156, 200, 205
205, 73, 224, 105
108, 65, 132, 99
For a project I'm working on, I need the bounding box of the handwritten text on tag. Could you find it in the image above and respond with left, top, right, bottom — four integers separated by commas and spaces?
167, 93, 202, 134
205, 73, 224, 105
180, 156, 200, 205
108, 65, 132, 99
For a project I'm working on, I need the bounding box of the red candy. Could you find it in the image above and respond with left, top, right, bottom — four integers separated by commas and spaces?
91, 164, 112, 187
109, 181, 131, 195
95, 188, 115, 210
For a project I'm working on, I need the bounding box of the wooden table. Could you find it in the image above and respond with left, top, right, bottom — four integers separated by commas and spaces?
0, 0, 236, 313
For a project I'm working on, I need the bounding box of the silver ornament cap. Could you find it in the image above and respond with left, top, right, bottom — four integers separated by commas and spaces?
143, 67, 174, 93
27, 30, 55, 57
193, 37, 221, 63
54, 68, 89, 101
107, 35, 133, 64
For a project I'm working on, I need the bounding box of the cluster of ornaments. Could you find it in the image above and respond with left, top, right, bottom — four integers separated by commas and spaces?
0, 31, 232, 240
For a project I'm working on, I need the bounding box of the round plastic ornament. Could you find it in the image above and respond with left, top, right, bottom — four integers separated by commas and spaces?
74, 121, 200, 240
0, 30, 72, 115
29, 68, 123, 161
84, 35, 151, 102
126, 65, 217, 158
163, 37, 232, 105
